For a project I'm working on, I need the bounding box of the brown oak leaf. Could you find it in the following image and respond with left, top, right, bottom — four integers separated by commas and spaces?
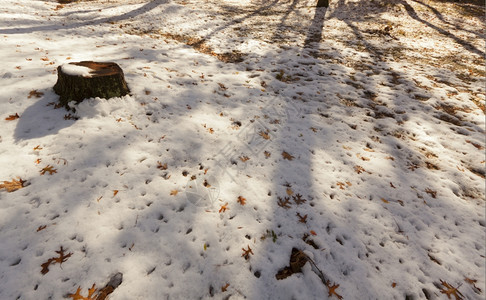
277, 196, 291, 209
68, 284, 97, 300
326, 281, 343, 299
292, 194, 306, 205
237, 196, 246, 205
41, 246, 72, 274
40, 165, 57, 175
282, 151, 294, 160
239, 156, 250, 162
157, 162, 168, 170
221, 283, 230, 292
5, 113, 20, 121
259, 131, 270, 140
464, 277, 481, 292
0, 178, 26, 192
219, 202, 229, 213
28, 90, 44, 98
439, 280, 464, 300
241, 245, 254, 260
297, 213, 308, 223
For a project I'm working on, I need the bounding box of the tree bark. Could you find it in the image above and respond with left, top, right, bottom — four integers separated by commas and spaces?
53, 61, 130, 108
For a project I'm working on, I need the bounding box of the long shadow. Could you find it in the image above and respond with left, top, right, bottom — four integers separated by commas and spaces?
0, 0, 169, 35
397, 0, 484, 57
303, 6, 327, 49
193, 0, 280, 44
410, 0, 484, 39
14, 94, 75, 141
271, 0, 299, 41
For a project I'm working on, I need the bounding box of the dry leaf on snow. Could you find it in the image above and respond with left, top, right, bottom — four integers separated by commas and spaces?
41, 246, 72, 275
282, 151, 294, 160
28, 90, 44, 98
68, 284, 97, 300
0, 178, 26, 192
5, 113, 20, 121
40, 165, 57, 175
221, 283, 230, 292
439, 280, 464, 300
219, 202, 229, 213
259, 131, 270, 140
277, 196, 291, 209
241, 245, 254, 260
237, 196, 246, 205
326, 281, 343, 299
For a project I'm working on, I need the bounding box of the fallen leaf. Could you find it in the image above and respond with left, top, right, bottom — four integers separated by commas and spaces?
292, 194, 306, 205
354, 165, 366, 174
336, 182, 346, 190
113, 190, 119, 196
282, 151, 294, 160
464, 277, 481, 292
259, 131, 270, 140
41, 246, 72, 275
241, 245, 254, 260
239, 156, 250, 162
219, 202, 229, 213
381, 198, 389, 203
221, 283, 230, 292
326, 281, 343, 299
68, 284, 97, 300
28, 90, 44, 98
392, 282, 397, 288
170, 190, 178, 196
5, 113, 20, 121
297, 213, 307, 223
40, 165, 57, 175
277, 196, 291, 209
439, 280, 464, 300
310, 230, 317, 236
157, 161, 168, 170
390, 182, 396, 188
264, 151, 271, 158
286, 188, 293, 196
425, 188, 437, 198
0, 178, 26, 192
36, 225, 47, 232
237, 196, 246, 205
466, 140, 484, 150
356, 153, 370, 161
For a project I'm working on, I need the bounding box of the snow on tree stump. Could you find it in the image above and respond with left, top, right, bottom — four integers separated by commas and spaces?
53, 61, 130, 108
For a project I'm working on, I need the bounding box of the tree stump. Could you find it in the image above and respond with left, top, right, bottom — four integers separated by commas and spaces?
317, 0, 329, 7
53, 61, 130, 107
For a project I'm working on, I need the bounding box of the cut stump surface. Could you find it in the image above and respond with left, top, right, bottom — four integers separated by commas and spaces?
53, 61, 130, 107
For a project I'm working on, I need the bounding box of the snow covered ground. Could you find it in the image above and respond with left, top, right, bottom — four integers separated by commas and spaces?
0, 0, 484, 299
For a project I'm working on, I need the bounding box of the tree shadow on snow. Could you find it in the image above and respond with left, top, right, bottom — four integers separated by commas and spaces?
13, 94, 76, 141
